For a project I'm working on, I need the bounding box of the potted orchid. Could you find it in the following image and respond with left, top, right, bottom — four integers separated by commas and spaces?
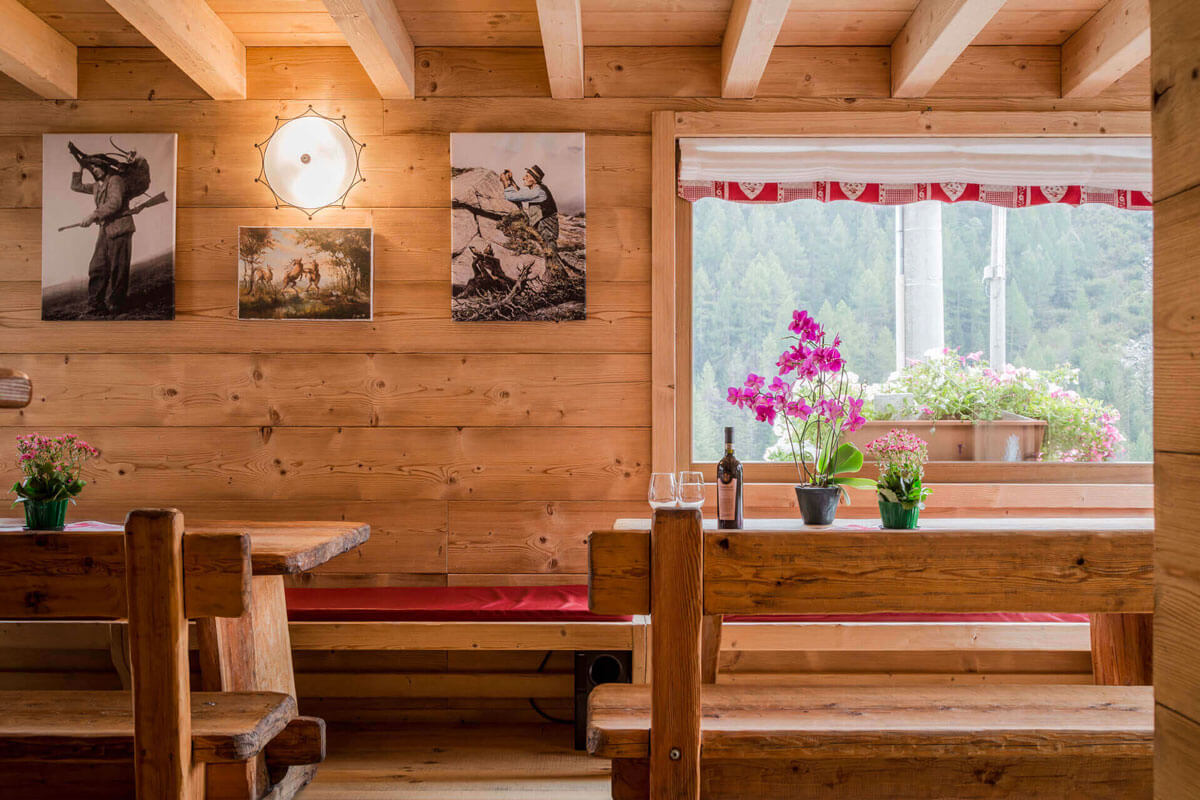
10, 434, 99, 531
866, 428, 931, 529
727, 309, 875, 525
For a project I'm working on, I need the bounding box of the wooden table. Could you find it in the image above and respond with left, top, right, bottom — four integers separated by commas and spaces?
170, 520, 370, 800
2, 517, 369, 800
613, 515, 1154, 687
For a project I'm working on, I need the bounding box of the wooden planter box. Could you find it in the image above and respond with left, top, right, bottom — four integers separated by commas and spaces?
846, 418, 1048, 462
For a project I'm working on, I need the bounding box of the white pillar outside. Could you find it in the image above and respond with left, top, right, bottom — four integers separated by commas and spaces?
898, 201, 945, 363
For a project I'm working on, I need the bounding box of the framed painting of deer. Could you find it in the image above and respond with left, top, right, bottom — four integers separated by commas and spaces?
451, 132, 586, 321
237, 227, 373, 320
41, 133, 176, 320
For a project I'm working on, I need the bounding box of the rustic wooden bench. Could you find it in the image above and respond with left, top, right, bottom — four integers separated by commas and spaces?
0, 509, 325, 799
586, 510, 1154, 799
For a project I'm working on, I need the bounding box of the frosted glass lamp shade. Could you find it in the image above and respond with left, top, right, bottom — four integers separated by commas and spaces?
256, 107, 365, 216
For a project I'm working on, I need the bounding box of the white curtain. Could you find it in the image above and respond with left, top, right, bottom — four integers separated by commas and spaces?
678, 137, 1153, 193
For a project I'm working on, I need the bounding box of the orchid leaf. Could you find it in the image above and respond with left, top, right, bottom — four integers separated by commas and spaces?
829, 442, 864, 476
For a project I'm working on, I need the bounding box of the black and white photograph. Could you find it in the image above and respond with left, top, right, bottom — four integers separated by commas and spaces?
40, 133, 176, 320
238, 226, 373, 320
451, 132, 585, 321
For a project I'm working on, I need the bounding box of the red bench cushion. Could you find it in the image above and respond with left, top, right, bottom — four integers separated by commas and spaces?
285, 585, 633, 622
723, 612, 1089, 623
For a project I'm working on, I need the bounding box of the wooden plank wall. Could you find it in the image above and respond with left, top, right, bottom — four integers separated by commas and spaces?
1150, 0, 1200, 795
0, 44, 1150, 719
0, 44, 1151, 590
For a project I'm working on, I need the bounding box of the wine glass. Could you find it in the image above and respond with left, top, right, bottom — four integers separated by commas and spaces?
677, 471, 705, 509
648, 473, 678, 509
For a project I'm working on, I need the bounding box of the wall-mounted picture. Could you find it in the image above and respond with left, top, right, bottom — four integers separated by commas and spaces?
451, 132, 585, 321
237, 227, 373, 320
41, 133, 177, 320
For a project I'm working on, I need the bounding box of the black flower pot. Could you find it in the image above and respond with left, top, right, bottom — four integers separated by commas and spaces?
795, 486, 840, 526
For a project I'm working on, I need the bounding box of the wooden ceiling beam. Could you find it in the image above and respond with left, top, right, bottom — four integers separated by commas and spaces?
105, 0, 245, 99
1061, 0, 1149, 98
0, 0, 76, 99
721, 0, 790, 99
323, 0, 415, 99
891, 0, 1007, 98
535, 0, 585, 99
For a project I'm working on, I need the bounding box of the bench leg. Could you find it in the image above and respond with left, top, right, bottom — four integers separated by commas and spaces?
1090, 612, 1153, 685
197, 575, 308, 800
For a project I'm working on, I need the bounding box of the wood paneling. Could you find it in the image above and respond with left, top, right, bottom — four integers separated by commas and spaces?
1153, 0, 1200, 793
0, 43, 1152, 602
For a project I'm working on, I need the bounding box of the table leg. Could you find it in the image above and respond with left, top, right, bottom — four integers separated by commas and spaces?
197, 575, 314, 800
1090, 612, 1153, 685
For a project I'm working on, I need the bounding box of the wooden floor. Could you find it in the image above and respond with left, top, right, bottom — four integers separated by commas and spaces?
298, 723, 611, 799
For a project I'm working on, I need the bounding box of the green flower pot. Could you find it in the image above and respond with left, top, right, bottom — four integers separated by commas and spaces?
23, 499, 69, 531
878, 499, 919, 530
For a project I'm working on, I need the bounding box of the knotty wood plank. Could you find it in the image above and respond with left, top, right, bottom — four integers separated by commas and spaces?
1, 353, 650, 428
105, 0, 246, 100
324, 0, 415, 99
721, 0, 790, 98
187, 520, 369, 575
0, 529, 249, 619
0, 426, 651, 502
703, 526, 1153, 615
1153, 454, 1200, 726
289, 620, 636, 651
1062, 0, 1150, 97
450, 501, 647, 574
589, 529, 651, 616
536, 0, 584, 98
649, 508, 702, 800
612, 755, 1151, 799
0, 0, 77, 99
588, 683, 1154, 760
891, 0, 1007, 97
1091, 612, 1153, 685
0, 689, 297, 763
123, 509, 193, 799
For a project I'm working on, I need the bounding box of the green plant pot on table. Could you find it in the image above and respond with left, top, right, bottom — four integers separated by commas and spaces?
866, 428, 931, 530
10, 433, 99, 531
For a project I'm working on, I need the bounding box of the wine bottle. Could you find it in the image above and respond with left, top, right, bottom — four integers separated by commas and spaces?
716, 427, 743, 529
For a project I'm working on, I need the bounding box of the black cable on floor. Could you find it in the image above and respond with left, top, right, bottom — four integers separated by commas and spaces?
528, 650, 572, 724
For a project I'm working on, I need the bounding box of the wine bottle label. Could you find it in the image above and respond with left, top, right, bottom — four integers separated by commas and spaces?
717, 479, 738, 521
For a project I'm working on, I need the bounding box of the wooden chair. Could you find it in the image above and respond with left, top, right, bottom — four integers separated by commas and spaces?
0, 509, 325, 799
0, 368, 32, 409
586, 510, 1154, 799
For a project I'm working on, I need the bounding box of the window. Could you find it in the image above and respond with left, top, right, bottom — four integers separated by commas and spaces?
690, 199, 1153, 465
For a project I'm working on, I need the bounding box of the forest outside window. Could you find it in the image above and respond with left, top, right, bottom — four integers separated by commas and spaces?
690, 199, 1152, 468
681, 138, 1152, 474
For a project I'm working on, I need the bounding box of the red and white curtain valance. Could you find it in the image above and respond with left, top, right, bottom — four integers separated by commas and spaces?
677, 137, 1153, 210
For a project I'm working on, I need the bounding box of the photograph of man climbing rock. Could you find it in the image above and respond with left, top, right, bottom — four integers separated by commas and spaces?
450, 132, 585, 321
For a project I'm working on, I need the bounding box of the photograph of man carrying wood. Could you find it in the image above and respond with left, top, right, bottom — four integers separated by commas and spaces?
40, 133, 177, 321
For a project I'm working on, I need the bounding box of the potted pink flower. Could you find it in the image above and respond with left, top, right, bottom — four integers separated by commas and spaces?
10, 434, 99, 531
866, 428, 931, 529
727, 309, 875, 525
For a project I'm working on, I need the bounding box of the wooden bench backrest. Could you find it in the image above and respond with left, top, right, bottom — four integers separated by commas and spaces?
0, 524, 251, 620
588, 510, 1155, 800
589, 514, 1154, 616
0, 509, 252, 800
